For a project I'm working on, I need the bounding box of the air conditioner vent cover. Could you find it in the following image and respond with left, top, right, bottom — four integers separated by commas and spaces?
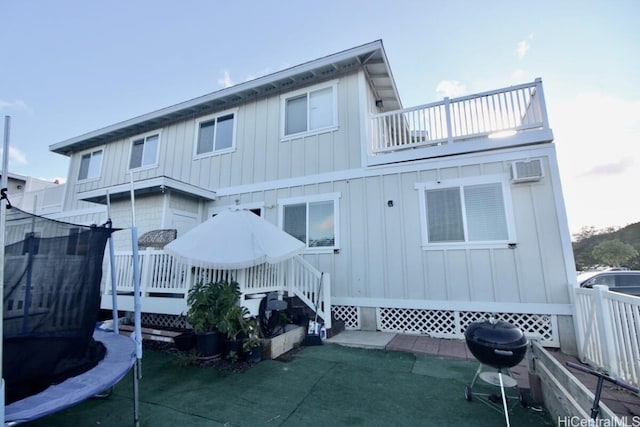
511, 159, 543, 183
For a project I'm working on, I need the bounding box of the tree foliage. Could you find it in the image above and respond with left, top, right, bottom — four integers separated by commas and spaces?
572, 222, 640, 270
591, 239, 638, 267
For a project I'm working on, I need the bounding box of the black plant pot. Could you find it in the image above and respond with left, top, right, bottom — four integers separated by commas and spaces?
247, 344, 263, 363
174, 332, 196, 351
195, 330, 222, 357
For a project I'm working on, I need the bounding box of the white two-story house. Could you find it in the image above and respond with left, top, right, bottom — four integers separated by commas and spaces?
47, 40, 577, 351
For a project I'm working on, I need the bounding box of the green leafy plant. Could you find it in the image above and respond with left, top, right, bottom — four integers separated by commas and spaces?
186, 280, 241, 333
243, 318, 262, 353
186, 281, 219, 333
213, 280, 242, 326
171, 349, 199, 367
218, 304, 251, 340
227, 350, 240, 363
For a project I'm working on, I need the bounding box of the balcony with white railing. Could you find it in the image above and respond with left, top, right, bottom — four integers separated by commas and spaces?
367, 78, 553, 166
101, 248, 331, 328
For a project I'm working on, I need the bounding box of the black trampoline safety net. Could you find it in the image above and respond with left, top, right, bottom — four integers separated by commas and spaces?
2, 207, 116, 403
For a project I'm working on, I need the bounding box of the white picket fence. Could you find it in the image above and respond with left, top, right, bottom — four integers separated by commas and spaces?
102, 248, 331, 328
572, 284, 640, 388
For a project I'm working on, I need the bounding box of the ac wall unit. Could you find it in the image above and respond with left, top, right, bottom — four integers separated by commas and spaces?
511, 159, 543, 183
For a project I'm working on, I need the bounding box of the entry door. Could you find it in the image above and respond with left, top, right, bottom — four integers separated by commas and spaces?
171, 212, 198, 239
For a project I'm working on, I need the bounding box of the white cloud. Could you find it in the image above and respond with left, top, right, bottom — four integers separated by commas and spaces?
582, 158, 633, 176
516, 33, 534, 59
217, 70, 234, 88
435, 80, 466, 98
1, 147, 28, 165
0, 99, 28, 111
552, 92, 640, 233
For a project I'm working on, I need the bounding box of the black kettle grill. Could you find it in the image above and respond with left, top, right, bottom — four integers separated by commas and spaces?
465, 318, 528, 369
464, 318, 529, 427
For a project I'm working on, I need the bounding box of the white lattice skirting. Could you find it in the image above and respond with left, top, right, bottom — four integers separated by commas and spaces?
139, 313, 188, 330
137, 305, 559, 348
332, 305, 559, 347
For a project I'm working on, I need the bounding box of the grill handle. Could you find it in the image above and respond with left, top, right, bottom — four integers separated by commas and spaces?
493, 349, 513, 356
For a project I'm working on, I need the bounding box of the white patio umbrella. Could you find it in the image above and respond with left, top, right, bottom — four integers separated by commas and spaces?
164, 208, 305, 269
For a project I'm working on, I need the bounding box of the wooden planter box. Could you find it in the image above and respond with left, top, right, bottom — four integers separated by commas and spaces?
262, 325, 305, 360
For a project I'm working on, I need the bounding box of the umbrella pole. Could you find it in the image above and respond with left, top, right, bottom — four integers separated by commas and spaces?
0, 115, 11, 425
129, 177, 142, 427
106, 191, 119, 335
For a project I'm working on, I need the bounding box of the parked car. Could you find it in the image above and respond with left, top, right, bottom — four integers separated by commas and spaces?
578, 270, 640, 297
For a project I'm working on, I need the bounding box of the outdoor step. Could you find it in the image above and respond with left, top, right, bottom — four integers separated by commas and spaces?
119, 324, 183, 344
326, 319, 345, 339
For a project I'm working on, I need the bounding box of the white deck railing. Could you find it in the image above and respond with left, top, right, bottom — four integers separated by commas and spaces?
370, 78, 548, 154
103, 249, 331, 328
572, 285, 640, 388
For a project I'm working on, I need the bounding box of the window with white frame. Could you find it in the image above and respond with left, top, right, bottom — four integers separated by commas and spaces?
416, 177, 514, 247
281, 81, 337, 138
279, 194, 340, 250
78, 149, 103, 181
129, 133, 159, 169
195, 111, 236, 157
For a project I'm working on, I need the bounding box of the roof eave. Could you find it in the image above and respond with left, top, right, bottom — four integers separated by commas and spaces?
77, 176, 216, 204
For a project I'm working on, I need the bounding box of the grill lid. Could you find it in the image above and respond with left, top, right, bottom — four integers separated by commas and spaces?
464, 318, 528, 368
464, 318, 526, 349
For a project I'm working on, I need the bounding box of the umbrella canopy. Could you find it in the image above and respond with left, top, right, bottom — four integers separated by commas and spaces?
164, 209, 305, 269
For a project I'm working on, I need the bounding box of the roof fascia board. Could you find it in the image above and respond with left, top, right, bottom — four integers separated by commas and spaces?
78, 176, 216, 202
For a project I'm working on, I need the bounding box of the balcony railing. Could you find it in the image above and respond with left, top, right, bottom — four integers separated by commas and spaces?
102, 248, 331, 328
369, 78, 549, 161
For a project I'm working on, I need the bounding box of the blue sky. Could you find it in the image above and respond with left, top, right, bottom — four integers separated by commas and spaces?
1, 0, 638, 235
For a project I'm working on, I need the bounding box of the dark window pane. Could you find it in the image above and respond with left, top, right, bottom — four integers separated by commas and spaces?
197, 120, 215, 154
285, 95, 307, 135
130, 138, 144, 168
426, 188, 464, 242
78, 154, 91, 180
284, 204, 307, 244
215, 115, 234, 150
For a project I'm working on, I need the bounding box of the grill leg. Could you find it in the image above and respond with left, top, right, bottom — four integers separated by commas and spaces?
470, 363, 483, 388
498, 371, 511, 427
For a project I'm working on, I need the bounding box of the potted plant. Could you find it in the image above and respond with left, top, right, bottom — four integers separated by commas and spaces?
212, 280, 242, 325
218, 304, 251, 360
243, 318, 262, 363
185, 280, 227, 357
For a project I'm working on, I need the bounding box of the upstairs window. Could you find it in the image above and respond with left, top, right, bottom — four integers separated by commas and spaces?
66, 228, 90, 256
416, 177, 515, 248
129, 133, 159, 169
279, 194, 340, 251
78, 149, 103, 181
281, 81, 337, 138
21, 232, 41, 255
195, 111, 236, 157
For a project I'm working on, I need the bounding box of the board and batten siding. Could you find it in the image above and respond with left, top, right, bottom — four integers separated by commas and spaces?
65, 71, 365, 211
208, 147, 572, 308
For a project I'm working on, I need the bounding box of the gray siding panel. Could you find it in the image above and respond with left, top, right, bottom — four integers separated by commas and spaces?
203, 151, 571, 309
